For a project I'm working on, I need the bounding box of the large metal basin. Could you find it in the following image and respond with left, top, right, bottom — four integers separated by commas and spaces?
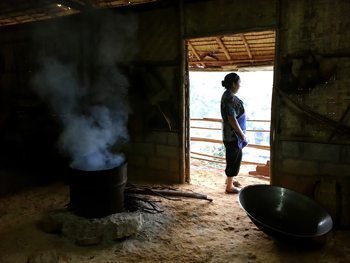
238, 184, 333, 242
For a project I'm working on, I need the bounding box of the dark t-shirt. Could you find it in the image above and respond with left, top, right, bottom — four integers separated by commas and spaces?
220, 89, 245, 142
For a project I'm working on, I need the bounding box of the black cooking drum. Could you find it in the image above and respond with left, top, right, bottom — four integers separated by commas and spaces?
69, 161, 127, 218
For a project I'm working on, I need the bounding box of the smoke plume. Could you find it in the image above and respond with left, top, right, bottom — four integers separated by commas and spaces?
32, 12, 137, 171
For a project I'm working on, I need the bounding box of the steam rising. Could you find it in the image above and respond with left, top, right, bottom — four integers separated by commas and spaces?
32, 13, 137, 171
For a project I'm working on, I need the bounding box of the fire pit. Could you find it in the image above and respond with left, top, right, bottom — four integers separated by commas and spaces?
69, 160, 127, 218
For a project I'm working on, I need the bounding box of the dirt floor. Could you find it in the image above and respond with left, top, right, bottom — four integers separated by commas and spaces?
0, 161, 350, 262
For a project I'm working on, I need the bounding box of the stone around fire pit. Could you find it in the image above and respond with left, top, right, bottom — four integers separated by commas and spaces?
40, 211, 143, 246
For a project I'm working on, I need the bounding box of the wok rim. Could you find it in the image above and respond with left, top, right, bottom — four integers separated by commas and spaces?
238, 184, 334, 238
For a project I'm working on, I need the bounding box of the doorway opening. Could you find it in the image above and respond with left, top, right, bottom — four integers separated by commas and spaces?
185, 30, 276, 188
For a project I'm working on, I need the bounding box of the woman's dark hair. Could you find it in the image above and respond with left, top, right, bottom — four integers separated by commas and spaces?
221, 73, 240, 89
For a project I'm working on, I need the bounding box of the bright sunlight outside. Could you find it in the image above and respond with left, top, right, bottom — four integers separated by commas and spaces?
190, 70, 273, 166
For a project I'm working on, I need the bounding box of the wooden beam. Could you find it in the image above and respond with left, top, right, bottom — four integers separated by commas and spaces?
191, 151, 225, 160
188, 58, 274, 66
0, 1, 51, 16
188, 42, 201, 61
191, 156, 226, 164
191, 118, 271, 123
190, 152, 265, 165
191, 117, 222, 122
125, 187, 213, 202
54, 0, 89, 11
201, 51, 219, 61
215, 37, 231, 60
191, 126, 221, 131
188, 41, 205, 68
190, 126, 270, 132
81, 0, 97, 8
190, 137, 270, 150
240, 34, 253, 62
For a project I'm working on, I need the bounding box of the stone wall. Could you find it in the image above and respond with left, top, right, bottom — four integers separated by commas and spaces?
122, 2, 182, 183
273, 0, 350, 228
124, 131, 180, 183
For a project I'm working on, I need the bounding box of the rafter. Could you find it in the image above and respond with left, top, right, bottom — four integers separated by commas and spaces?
0, 1, 47, 16
240, 34, 253, 62
188, 57, 273, 66
188, 41, 205, 68
53, 0, 90, 11
215, 37, 231, 60
81, 0, 97, 8
201, 51, 219, 61
188, 42, 201, 61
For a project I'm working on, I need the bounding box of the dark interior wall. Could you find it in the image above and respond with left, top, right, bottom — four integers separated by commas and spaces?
0, 1, 183, 194
0, 16, 94, 194
273, 0, 350, 227
183, 0, 277, 38
182, 0, 278, 66
0, 0, 278, 193
122, 2, 183, 183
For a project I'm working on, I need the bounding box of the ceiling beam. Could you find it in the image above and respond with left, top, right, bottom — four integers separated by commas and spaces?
240, 34, 253, 62
188, 42, 201, 61
188, 41, 206, 68
81, 0, 97, 8
54, 0, 90, 11
188, 58, 274, 66
0, 1, 48, 17
215, 37, 231, 60
201, 52, 219, 61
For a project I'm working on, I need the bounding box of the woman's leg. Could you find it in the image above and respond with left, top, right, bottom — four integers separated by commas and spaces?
224, 141, 242, 192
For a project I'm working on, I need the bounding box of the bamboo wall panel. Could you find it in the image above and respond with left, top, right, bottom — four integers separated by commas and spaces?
184, 0, 276, 38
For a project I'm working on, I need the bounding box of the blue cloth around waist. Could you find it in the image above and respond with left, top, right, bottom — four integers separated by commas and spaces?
235, 113, 248, 149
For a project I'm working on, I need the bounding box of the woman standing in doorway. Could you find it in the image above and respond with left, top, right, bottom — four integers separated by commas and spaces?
220, 73, 248, 194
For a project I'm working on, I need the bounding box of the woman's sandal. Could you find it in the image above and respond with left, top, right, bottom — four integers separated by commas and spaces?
233, 180, 242, 187
225, 187, 240, 194
226, 178, 242, 187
